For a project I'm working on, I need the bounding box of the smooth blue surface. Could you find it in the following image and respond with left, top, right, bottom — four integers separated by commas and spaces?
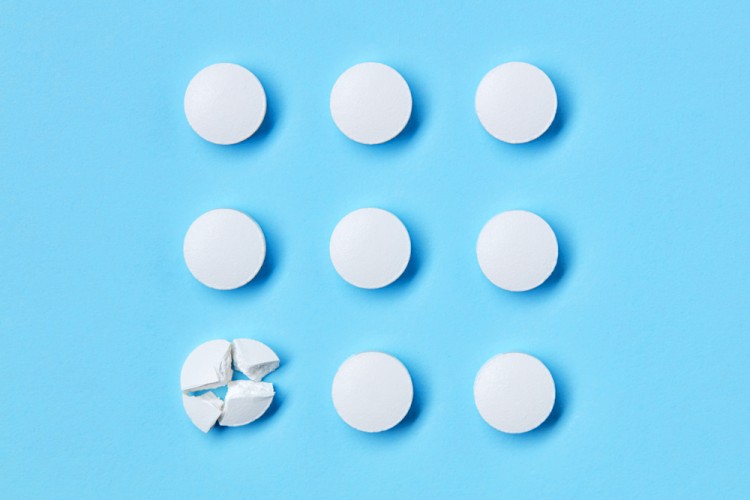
1, 1, 749, 498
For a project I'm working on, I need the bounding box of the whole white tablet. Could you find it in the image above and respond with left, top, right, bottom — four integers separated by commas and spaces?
332, 351, 413, 432
475, 62, 557, 144
330, 62, 412, 144
476, 210, 558, 292
474, 352, 556, 433
329, 208, 411, 289
183, 209, 266, 290
184, 63, 267, 145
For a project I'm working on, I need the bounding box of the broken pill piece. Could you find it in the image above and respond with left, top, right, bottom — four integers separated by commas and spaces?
475, 62, 557, 144
332, 351, 413, 432
330, 208, 411, 289
474, 352, 556, 433
183, 208, 266, 290
330, 62, 412, 144
476, 210, 558, 292
218, 380, 275, 427
232, 338, 280, 381
180, 339, 233, 392
182, 392, 224, 433
184, 63, 267, 145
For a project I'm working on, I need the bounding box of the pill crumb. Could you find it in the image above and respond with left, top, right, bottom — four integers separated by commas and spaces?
329, 208, 411, 289
475, 62, 557, 144
183, 208, 266, 291
182, 392, 224, 433
476, 210, 558, 292
218, 380, 275, 427
332, 351, 413, 432
180, 339, 233, 392
232, 338, 280, 381
184, 63, 267, 145
474, 352, 556, 433
330, 62, 412, 144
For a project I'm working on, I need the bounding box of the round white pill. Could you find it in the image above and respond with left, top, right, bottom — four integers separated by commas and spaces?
330, 62, 412, 144
474, 353, 556, 433
475, 62, 557, 144
332, 352, 413, 433
476, 210, 558, 292
329, 208, 411, 289
183, 209, 266, 290
184, 63, 267, 145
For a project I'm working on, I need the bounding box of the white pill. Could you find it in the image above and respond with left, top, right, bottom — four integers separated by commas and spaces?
329, 208, 411, 289
476, 210, 558, 292
184, 63, 266, 145
332, 352, 413, 433
180, 339, 233, 392
475, 62, 557, 144
231, 339, 279, 381
330, 62, 412, 144
474, 353, 556, 433
183, 208, 266, 290
182, 392, 224, 433
218, 380, 275, 427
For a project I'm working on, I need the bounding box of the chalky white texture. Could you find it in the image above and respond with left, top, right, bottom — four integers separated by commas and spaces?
332, 351, 413, 433
181, 338, 279, 432
474, 353, 556, 433
183, 208, 266, 290
476, 210, 558, 292
330, 62, 412, 144
184, 63, 266, 145
232, 338, 279, 381
182, 392, 224, 433
330, 208, 411, 289
180, 339, 233, 392
218, 380, 275, 427
475, 62, 557, 144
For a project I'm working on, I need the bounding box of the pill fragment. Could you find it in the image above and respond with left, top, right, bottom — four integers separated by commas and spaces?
474, 352, 556, 433
232, 338, 280, 381
183, 208, 266, 290
184, 63, 267, 145
475, 62, 557, 144
332, 351, 413, 432
218, 380, 275, 427
180, 339, 233, 392
329, 208, 411, 289
330, 62, 412, 144
476, 210, 558, 292
182, 392, 224, 433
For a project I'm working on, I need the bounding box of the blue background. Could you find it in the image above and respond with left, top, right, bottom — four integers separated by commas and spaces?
1, 1, 749, 498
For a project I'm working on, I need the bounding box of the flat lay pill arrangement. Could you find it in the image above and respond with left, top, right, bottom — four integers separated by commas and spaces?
181, 60, 563, 434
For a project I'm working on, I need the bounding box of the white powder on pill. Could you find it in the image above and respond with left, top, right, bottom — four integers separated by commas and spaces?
332, 351, 413, 433
474, 352, 556, 433
184, 63, 267, 145
329, 208, 411, 289
183, 209, 266, 291
330, 62, 412, 144
475, 62, 557, 144
476, 210, 558, 292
